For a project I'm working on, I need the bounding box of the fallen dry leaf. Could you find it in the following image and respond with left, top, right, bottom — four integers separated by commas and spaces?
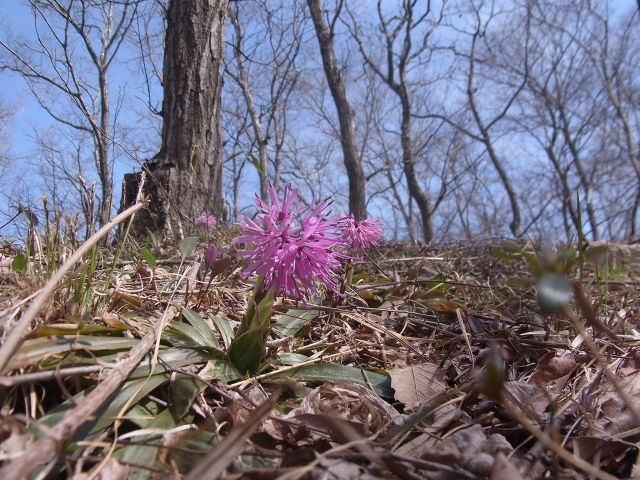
490, 452, 524, 480
419, 424, 513, 477
591, 357, 640, 436
293, 383, 402, 435
530, 351, 577, 387
72, 458, 129, 480
389, 362, 447, 410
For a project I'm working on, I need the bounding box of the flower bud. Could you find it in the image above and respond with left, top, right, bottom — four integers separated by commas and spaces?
204, 243, 218, 270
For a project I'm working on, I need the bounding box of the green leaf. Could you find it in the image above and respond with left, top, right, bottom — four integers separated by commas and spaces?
6, 336, 139, 372
166, 322, 212, 348
179, 237, 198, 259
272, 353, 309, 366
36, 374, 168, 437
170, 373, 205, 420
198, 359, 242, 383
11, 253, 27, 273
269, 363, 394, 399
210, 314, 234, 349
140, 247, 157, 268
45, 347, 218, 379
161, 322, 227, 352
228, 286, 275, 374
129, 348, 219, 379
116, 409, 177, 480
182, 309, 219, 347
273, 309, 319, 337
126, 400, 161, 429
166, 430, 218, 473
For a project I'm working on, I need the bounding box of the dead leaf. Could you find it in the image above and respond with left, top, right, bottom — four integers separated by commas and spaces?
72, 458, 129, 480
530, 352, 577, 387
107, 290, 143, 310
421, 424, 512, 477
504, 382, 547, 422
317, 458, 363, 479
210, 256, 234, 278
390, 362, 447, 410
429, 300, 465, 313
490, 452, 524, 480
222, 386, 269, 426
591, 358, 640, 435
293, 383, 402, 435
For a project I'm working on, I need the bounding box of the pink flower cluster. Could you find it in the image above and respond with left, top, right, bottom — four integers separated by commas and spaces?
338, 215, 383, 252
196, 212, 217, 231
233, 185, 383, 300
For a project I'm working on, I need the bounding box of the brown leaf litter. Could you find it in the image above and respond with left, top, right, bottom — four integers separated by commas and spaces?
0, 239, 639, 479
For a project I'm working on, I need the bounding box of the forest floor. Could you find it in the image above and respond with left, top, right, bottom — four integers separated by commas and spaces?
0, 232, 639, 479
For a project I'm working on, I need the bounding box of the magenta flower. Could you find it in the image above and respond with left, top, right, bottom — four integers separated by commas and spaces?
233, 185, 346, 300
204, 243, 218, 270
196, 212, 217, 231
338, 215, 383, 252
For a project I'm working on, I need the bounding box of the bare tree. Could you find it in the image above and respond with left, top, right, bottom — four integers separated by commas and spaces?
0, 97, 13, 177
347, 0, 445, 242
575, 4, 640, 238
420, 1, 529, 238
0, 0, 139, 228
499, 0, 640, 240
307, 0, 366, 220
224, 0, 303, 201
222, 93, 252, 221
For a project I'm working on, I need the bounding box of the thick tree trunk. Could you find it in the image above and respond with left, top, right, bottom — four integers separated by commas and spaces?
124, 0, 228, 237
307, 0, 366, 221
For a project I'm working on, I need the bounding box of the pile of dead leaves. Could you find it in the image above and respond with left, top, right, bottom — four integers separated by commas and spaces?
0, 238, 639, 479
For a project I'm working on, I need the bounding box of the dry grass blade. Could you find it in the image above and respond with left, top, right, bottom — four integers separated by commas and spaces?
0, 200, 147, 373
185, 390, 281, 480
0, 305, 173, 479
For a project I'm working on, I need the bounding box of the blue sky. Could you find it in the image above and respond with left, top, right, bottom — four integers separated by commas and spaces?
0, 0, 637, 240
0, 1, 160, 237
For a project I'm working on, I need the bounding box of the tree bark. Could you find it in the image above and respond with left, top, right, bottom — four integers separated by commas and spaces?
124, 0, 228, 237
307, 0, 366, 221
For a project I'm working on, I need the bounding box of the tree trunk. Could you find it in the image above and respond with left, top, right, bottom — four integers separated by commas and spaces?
97, 69, 112, 228
399, 88, 434, 243
123, 0, 228, 237
467, 32, 521, 238
307, 0, 366, 221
